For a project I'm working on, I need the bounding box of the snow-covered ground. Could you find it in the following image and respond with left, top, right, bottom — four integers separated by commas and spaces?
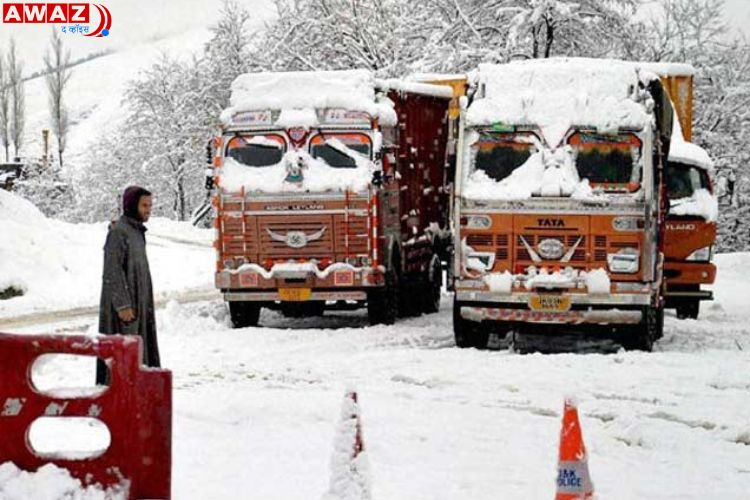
0, 189, 215, 321
3, 249, 749, 499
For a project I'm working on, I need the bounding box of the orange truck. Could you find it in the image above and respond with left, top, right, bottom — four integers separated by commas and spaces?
208, 70, 454, 327
451, 59, 675, 351
640, 63, 717, 319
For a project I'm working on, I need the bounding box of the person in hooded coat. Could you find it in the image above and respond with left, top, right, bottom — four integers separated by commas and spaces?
96, 186, 160, 384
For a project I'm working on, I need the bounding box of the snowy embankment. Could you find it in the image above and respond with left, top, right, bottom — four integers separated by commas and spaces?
5, 251, 747, 499
0, 189, 215, 321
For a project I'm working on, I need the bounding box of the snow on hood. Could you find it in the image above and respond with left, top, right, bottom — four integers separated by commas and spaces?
670, 188, 719, 222
220, 69, 397, 128
467, 58, 655, 147
220, 140, 376, 194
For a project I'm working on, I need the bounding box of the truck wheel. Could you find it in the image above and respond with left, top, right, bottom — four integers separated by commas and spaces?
453, 299, 488, 348
623, 305, 663, 351
422, 255, 442, 314
676, 300, 699, 320
229, 302, 261, 328
368, 266, 399, 325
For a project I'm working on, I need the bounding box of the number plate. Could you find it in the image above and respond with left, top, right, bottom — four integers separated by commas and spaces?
278, 288, 312, 302
529, 295, 571, 312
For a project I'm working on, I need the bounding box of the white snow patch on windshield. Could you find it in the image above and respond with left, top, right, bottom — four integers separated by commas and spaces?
670, 188, 719, 222
220, 143, 375, 194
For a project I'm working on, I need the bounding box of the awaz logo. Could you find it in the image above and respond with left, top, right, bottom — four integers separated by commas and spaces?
2, 3, 112, 37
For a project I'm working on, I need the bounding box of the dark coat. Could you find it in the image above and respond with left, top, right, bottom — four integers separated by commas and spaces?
98, 215, 160, 369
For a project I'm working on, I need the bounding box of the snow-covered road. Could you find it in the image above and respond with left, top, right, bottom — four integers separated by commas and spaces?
15, 257, 750, 499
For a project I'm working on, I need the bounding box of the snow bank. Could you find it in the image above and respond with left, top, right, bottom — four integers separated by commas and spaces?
468, 59, 654, 146
0, 462, 127, 500
0, 189, 214, 319
221, 69, 396, 128
376, 79, 455, 99
670, 188, 719, 222
220, 142, 376, 194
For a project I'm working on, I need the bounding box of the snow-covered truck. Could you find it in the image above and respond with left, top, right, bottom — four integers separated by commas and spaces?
640, 63, 717, 320
452, 59, 675, 351
208, 70, 454, 327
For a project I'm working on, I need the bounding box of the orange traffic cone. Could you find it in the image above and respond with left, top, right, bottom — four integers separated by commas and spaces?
555, 398, 594, 499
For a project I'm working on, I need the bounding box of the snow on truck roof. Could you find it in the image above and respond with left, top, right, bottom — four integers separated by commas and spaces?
220, 69, 451, 129
467, 58, 658, 146
669, 110, 712, 170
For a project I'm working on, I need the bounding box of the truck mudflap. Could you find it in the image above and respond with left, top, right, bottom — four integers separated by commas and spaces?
460, 306, 643, 325
224, 290, 367, 302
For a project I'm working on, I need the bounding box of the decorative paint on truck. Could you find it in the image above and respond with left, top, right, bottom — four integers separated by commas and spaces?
207, 70, 454, 327
452, 59, 675, 351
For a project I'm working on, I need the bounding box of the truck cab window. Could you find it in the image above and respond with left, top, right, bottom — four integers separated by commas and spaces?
226, 135, 286, 167
310, 134, 371, 169
569, 132, 641, 185
472, 132, 538, 182
666, 162, 710, 199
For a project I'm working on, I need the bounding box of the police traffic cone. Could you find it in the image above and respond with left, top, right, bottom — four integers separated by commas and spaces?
322, 390, 372, 500
555, 397, 594, 499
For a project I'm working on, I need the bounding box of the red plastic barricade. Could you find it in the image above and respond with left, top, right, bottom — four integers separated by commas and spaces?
0, 333, 171, 499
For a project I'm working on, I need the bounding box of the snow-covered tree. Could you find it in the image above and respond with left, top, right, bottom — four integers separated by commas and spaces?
640, 0, 750, 251
44, 28, 72, 169
202, 0, 254, 113
253, 0, 410, 75
0, 55, 10, 162
7, 39, 24, 159
502, 0, 641, 59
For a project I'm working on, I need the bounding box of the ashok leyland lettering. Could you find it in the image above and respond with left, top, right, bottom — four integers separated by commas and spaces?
452, 59, 674, 351
207, 70, 454, 327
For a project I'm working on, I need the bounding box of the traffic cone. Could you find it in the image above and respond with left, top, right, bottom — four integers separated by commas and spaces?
322, 390, 372, 500
555, 397, 594, 499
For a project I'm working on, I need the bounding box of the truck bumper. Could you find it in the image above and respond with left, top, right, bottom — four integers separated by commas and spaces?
223, 290, 368, 302
455, 290, 650, 325
664, 261, 716, 286
459, 306, 642, 325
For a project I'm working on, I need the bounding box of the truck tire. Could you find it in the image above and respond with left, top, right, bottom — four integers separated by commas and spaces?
368, 266, 399, 325
676, 300, 699, 320
453, 299, 489, 348
229, 302, 261, 328
421, 255, 442, 314
623, 305, 663, 351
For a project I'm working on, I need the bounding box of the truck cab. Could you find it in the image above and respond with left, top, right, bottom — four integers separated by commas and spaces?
452, 59, 674, 351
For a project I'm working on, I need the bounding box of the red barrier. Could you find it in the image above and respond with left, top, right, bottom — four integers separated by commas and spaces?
0, 333, 171, 499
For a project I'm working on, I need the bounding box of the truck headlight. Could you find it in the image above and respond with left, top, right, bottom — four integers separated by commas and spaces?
686, 246, 712, 262
466, 215, 492, 229
607, 248, 639, 274
466, 252, 495, 273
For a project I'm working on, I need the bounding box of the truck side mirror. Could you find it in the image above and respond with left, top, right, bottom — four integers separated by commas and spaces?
372, 170, 384, 187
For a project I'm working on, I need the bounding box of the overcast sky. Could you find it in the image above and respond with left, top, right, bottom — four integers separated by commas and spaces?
0, 0, 747, 75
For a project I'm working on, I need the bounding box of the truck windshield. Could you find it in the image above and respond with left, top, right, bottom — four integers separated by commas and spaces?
568, 132, 641, 185
666, 162, 710, 199
472, 132, 538, 181
310, 133, 371, 169
226, 135, 285, 167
